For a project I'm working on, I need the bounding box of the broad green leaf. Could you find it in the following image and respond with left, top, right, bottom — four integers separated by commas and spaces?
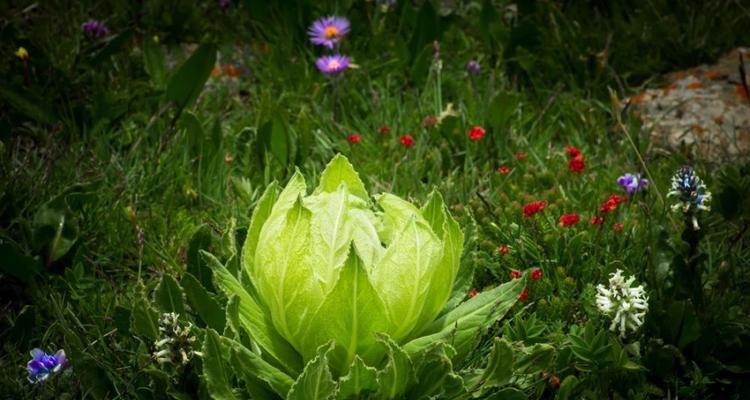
32, 205, 78, 263
371, 215, 443, 342
374, 193, 421, 244
268, 170, 306, 219
181, 272, 225, 331
557, 375, 579, 400
314, 154, 368, 200
413, 191, 464, 335
336, 356, 379, 400
405, 342, 456, 399
154, 274, 185, 315
242, 181, 280, 276
375, 334, 413, 399
142, 36, 166, 88
166, 44, 216, 109
204, 250, 303, 374
514, 343, 555, 374
187, 225, 215, 291
253, 197, 324, 352
227, 337, 296, 397
441, 214, 477, 314
403, 278, 523, 361
481, 337, 514, 388
299, 245, 390, 373
287, 342, 337, 400
131, 299, 159, 340
203, 329, 237, 400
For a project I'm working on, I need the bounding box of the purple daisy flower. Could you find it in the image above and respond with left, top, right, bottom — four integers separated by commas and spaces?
27, 348, 68, 383
316, 55, 350, 74
617, 173, 649, 194
308, 16, 350, 49
465, 60, 481, 75
82, 19, 110, 37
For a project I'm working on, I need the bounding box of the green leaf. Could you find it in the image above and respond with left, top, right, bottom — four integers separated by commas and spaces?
441, 214, 477, 314
314, 154, 368, 200
227, 337, 296, 397
514, 343, 555, 374
142, 35, 166, 88
298, 245, 390, 373
131, 299, 159, 340
258, 115, 290, 166
203, 329, 238, 400
155, 274, 185, 315
375, 334, 414, 399
242, 181, 279, 277
481, 337, 514, 388
0, 242, 42, 283
485, 387, 526, 400
403, 278, 523, 361
0, 84, 57, 124
187, 225, 215, 291
32, 204, 78, 263
336, 356, 379, 400
406, 342, 457, 399
204, 250, 303, 374
166, 44, 216, 109
287, 342, 337, 400
557, 375, 579, 400
181, 272, 225, 331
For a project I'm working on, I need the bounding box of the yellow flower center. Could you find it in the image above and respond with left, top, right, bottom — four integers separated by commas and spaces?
328, 60, 341, 69
323, 26, 339, 39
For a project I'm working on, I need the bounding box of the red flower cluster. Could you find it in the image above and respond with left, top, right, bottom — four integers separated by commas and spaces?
514, 152, 527, 159
589, 216, 605, 225
518, 288, 529, 302
497, 166, 510, 174
599, 194, 624, 213
565, 145, 585, 173
422, 115, 438, 128
614, 223, 624, 232
400, 135, 415, 148
509, 270, 522, 279
523, 201, 547, 217
559, 213, 580, 227
468, 289, 478, 298
468, 125, 486, 141
378, 126, 391, 135
531, 268, 543, 280
347, 134, 361, 144
498, 245, 509, 255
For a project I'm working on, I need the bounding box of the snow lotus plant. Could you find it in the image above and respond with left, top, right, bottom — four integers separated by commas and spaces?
200, 155, 524, 399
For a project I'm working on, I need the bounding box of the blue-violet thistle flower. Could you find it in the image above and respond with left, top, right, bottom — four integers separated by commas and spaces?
617, 173, 649, 194
153, 313, 202, 366
667, 166, 711, 229
465, 60, 481, 75
308, 16, 350, 49
27, 348, 67, 383
596, 270, 648, 337
81, 19, 110, 37
316, 55, 350, 74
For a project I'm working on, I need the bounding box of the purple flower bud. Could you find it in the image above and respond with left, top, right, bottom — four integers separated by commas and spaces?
465, 60, 481, 75
82, 19, 110, 38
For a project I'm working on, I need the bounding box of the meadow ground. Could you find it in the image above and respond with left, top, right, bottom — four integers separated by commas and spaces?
2, 1, 750, 399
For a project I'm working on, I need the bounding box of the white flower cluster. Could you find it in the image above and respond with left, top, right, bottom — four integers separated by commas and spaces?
153, 312, 202, 366
596, 270, 649, 337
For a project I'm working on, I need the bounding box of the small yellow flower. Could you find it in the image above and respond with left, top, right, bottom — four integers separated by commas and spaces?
15, 47, 29, 61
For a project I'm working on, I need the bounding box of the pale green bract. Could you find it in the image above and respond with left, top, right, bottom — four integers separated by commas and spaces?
202, 154, 526, 399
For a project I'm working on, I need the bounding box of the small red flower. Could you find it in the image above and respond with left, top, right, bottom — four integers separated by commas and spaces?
565, 146, 582, 158
614, 223, 624, 232
468, 289, 478, 298
498, 245, 509, 255
568, 156, 585, 173
422, 115, 438, 128
589, 216, 605, 225
518, 288, 529, 302
509, 270, 522, 279
468, 125, 486, 141
599, 194, 623, 213
400, 135, 415, 148
523, 201, 547, 217
497, 166, 510, 174
378, 126, 391, 135
549, 375, 561, 389
558, 213, 580, 227
514, 152, 527, 159
347, 134, 361, 144
531, 269, 543, 280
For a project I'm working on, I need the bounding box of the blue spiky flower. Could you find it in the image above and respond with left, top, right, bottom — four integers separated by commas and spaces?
667, 166, 711, 229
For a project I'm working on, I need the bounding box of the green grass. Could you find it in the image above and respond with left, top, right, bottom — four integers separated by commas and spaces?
1, 0, 750, 398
